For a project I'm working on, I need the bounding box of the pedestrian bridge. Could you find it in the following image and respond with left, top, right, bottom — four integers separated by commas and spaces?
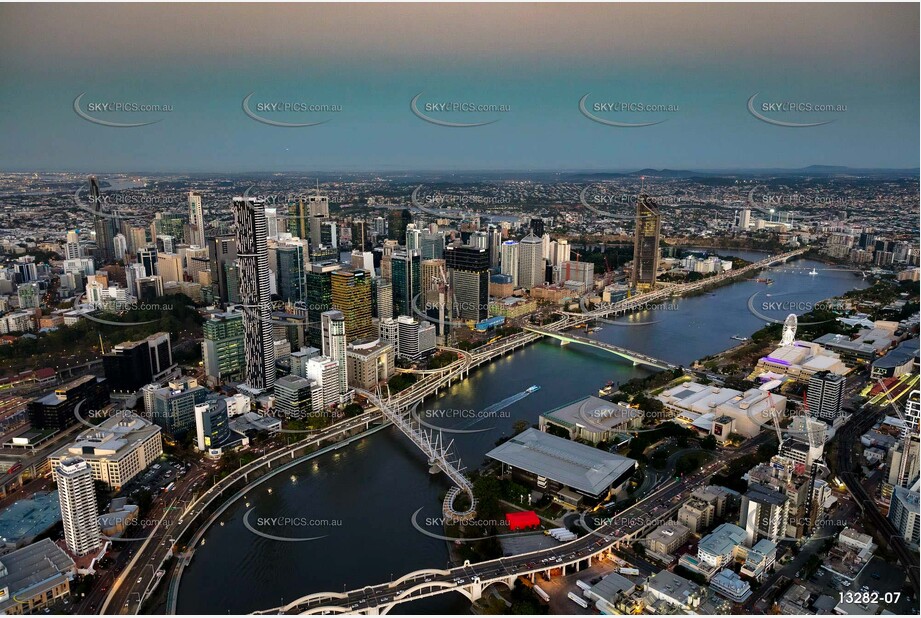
523, 325, 676, 371
355, 388, 476, 523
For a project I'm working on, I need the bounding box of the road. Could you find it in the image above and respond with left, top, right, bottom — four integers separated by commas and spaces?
104, 411, 385, 615
263, 449, 737, 614
835, 404, 920, 596
100, 459, 215, 615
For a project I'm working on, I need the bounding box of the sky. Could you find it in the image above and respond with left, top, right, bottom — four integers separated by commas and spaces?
0, 3, 918, 172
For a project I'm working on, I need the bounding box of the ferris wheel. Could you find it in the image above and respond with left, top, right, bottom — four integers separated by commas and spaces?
780, 313, 797, 347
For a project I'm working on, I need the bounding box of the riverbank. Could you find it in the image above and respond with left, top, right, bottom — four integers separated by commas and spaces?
176, 253, 869, 615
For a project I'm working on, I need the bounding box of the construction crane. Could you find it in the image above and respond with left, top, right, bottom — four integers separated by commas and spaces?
603, 255, 615, 286
765, 390, 784, 443
429, 263, 457, 344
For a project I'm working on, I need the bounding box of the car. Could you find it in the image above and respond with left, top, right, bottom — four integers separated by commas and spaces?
137, 577, 143, 583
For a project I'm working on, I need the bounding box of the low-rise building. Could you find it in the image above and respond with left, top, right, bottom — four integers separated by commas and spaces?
644, 570, 702, 611
0, 538, 76, 614
538, 396, 642, 444
644, 521, 690, 563
486, 428, 636, 506
48, 412, 162, 490
870, 337, 919, 379
709, 568, 752, 603
754, 340, 848, 379
657, 382, 786, 440
820, 528, 876, 583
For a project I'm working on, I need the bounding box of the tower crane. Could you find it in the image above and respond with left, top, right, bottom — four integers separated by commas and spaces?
765, 389, 784, 443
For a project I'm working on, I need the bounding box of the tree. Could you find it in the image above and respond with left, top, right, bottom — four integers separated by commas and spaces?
701, 434, 717, 450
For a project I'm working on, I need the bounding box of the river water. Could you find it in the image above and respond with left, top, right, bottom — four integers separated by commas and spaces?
176, 251, 866, 614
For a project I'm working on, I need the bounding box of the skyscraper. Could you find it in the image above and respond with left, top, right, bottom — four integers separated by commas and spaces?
806, 371, 845, 423
388, 209, 413, 243
275, 243, 306, 303
202, 311, 246, 387
391, 250, 421, 317
376, 278, 394, 320
320, 310, 349, 402
232, 196, 276, 391
420, 229, 446, 259
113, 233, 127, 260
137, 246, 158, 278
487, 225, 502, 267
331, 270, 374, 342
65, 230, 82, 260
90, 176, 116, 264
188, 191, 206, 247
304, 261, 341, 346
631, 194, 662, 290
288, 199, 309, 240
56, 457, 101, 556
529, 217, 545, 238
445, 245, 489, 321
517, 233, 544, 290
500, 240, 520, 287
405, 224, 421, 253
265, 207, 279, 240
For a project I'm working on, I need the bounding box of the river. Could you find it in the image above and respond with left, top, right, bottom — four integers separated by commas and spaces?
176, 251, 867, 614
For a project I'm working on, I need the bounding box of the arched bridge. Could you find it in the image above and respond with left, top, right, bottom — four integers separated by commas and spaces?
523, 325, 676, 370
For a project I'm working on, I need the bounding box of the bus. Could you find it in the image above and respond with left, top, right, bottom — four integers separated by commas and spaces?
576, 580, 591, 591
533, 585, 550, 603
619, 567, 639, 576
568, 592, 589, 608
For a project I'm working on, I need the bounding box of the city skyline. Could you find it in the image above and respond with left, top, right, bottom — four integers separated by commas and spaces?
0, 3, 917, 617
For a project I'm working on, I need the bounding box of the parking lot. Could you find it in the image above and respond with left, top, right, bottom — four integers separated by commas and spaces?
117, 457, 190, 503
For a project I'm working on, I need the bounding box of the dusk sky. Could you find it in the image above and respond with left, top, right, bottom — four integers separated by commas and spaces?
0, 3, 917, 172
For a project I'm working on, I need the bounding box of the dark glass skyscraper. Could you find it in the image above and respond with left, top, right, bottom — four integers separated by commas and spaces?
90, 176, 117, 264
631, 194, 662, 291
388, 209, 413, 242
391, 250, 421, 318
304, 261, 341, 346
445, 245, 489, 321
275, 244, 306, 303
208, 236, 238, 303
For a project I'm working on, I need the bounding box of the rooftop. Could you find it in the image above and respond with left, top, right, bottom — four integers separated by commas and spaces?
542, 395, 642, 432
485, 428, 636, 497
0, 491, 61, 547
872, 337, 919, 369
699, 522, 747, 557
50, 411, 160, 462
647, 569, 699, 603
0, 538, 75, 612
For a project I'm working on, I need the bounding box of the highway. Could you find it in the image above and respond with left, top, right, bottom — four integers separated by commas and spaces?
102, 411, 384, 615
257, 444, 750, 615
112, 247, 808, 614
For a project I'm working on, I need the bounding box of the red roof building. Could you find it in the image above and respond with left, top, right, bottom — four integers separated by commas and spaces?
505, 510, 540, 531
